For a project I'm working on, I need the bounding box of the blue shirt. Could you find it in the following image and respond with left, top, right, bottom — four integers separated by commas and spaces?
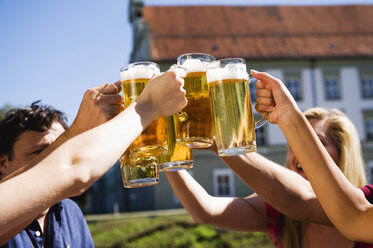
2, 199, 94, 248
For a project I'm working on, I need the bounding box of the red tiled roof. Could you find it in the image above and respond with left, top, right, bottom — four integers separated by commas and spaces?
142, 5, 373, 61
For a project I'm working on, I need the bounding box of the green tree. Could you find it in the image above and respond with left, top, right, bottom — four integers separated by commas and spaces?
0, 104, 13, 121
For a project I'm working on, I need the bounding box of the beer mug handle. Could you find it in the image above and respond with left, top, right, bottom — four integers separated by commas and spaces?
249, 77, 268, 129
170, 64, 189, 122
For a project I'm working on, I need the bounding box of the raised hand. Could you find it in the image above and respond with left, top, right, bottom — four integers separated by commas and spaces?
136, 68, 187, 120
252, 70, 300, 126
70, 81, 123, 134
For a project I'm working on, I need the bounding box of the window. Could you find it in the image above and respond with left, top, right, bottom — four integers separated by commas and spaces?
255, 127, 266, 146
249, 82, 257, 102
324, 72, 341, 100
254, 115, 267, 146
366, 119, 373, 141
284, 73, 302, 101
364, 110, 373, 141
361, 73, 373, 98
368, 161, 373, 184
213, 169, 234, 196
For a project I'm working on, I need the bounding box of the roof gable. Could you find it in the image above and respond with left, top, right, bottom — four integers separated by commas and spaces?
141, 5, 373, 61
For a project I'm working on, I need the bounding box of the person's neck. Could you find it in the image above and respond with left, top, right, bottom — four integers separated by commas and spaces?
36, 208, 50, 234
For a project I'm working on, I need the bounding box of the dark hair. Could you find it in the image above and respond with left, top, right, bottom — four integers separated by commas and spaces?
0, 101, 68, 160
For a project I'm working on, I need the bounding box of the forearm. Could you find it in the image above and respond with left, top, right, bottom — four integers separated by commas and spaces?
0, 217, 34, 245
279, 110, 373, 241
166, 170, 218, 223
221, 153, 331, 225
0, 101, 152, 233
57, 102, 148, 185
165, 170, 268, 232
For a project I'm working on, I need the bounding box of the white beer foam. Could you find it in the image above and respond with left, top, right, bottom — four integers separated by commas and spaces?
182, 59, 209, 73
206, 64, 249, 84
121, 64, 160, 81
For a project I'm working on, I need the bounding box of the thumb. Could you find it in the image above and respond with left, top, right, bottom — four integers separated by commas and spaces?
251, 70, 282, 90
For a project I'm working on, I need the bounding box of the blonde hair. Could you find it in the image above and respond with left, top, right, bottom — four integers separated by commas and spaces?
282, 107, 366, 248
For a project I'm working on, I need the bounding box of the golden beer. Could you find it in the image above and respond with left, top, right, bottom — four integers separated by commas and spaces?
207, 58, 263, 156
120, 150, 159, 188
158, 115, 193, 172
121, 62, 167, 157
175, 54, 215, 148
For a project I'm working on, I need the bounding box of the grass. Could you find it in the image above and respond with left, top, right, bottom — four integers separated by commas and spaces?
87, 211, 273, 248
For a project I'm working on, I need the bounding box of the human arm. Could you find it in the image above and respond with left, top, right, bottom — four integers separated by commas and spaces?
0, 81, 124, 244
0, 217, 35, 245
166, 170, 268, 232
252, 69, 373, 242
69, 81, 124, 134
0, 69, 187, 235
220, 152, 331, 225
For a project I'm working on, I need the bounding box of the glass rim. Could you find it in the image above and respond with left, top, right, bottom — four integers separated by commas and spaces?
177, 53, 216, 64
207, 58, 246, 69
120, 61, 160, 72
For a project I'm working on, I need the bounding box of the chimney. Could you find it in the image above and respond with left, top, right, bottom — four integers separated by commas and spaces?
129, 0, 144, 23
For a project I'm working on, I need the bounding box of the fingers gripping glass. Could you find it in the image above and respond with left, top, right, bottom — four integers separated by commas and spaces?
158, 65, 194, 172
120, 62, 167, 157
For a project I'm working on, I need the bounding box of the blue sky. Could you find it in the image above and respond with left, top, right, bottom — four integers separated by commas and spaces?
1, 0, 372, 123
0, 0, 130, 123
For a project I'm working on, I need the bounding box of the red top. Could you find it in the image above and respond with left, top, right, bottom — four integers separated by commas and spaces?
266, 199, 373, 248
361, 184, 373, 203
266, 203, 284, 248
355, 184, 373, 248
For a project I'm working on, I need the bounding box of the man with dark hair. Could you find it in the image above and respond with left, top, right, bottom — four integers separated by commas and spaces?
0, 101, 69, 174
0, 101, 95, 247
0, 101, 69, 179
0, 79, 124, 246
0, 71, 187, 245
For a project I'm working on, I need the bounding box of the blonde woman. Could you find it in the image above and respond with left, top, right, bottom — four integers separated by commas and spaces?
252, 70, 373, 243
266, 108, 366, 248
167, 108, 370, 247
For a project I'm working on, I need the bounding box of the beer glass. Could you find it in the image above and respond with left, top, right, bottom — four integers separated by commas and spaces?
120, 150, 159, 188
175, 53, 216, 148
206, 58, 267, 156
120, 62, 167, 157
158, 115, 193, 172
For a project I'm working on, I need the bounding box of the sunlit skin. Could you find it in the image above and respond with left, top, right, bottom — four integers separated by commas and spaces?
283, 118, 351, 247
166, 117, 353, 247
0, 69, 188, 241
288, 118, 340, 180
3, 122, 65, 235
250, 69, 373, 242
172, 69, 370, 244
5, 122, 65, 175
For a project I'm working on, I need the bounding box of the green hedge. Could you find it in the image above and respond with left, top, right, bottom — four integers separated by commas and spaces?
88, 214, 272, 248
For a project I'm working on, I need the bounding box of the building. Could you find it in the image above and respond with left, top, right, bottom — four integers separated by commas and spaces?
88, 1, 373, 213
